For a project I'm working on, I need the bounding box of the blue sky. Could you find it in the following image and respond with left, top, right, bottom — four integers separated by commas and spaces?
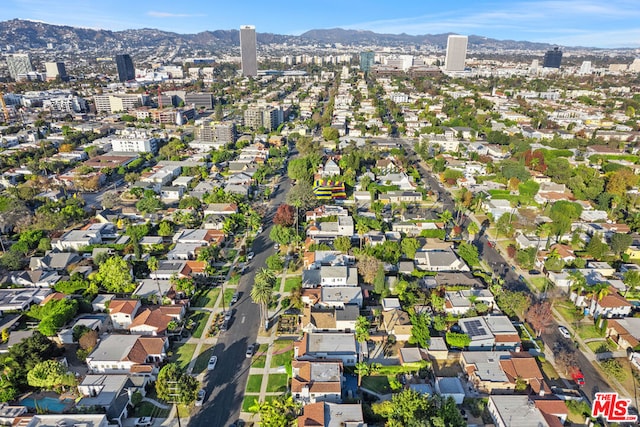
3, 0, 640, 48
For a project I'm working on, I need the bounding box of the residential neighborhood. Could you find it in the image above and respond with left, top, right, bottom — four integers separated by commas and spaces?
1, 14, 640, 427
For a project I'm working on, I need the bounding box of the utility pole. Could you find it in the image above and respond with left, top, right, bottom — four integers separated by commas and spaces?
167, 380, 182, 427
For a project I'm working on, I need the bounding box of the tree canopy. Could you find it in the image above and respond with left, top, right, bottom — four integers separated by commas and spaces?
155, 363, 198, 405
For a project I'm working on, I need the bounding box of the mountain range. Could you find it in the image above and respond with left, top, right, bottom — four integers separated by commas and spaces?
0, 19, 593, 52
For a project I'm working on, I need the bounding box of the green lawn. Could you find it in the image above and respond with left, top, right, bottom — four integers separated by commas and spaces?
284, 277, 302, 293
530, 277, 549, 292
554, 300, 583, 323
361, 375, 392, 394
242, 395, 259, 413
132, 401, 170, 418
193, 288, 220, 308
271, 349, 293, 368
587, 341, 612, 353
222, 288, 236, 307
576, 324, 604, 340
170, 343, 197, 370
192, 345, 214, 375
266, 374, 288, 393
245, 375, 263, 393
252, 354, 267, 369
190, 311, 209, 339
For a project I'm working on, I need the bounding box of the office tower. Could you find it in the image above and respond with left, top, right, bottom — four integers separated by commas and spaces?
45, 61, 68, 81
6, 53, 33, 80
543, 47, 562, 68
240, 25, 258, 77
115, 54, 135, 82
360, 51, 375, 72
444, 35, 468, 71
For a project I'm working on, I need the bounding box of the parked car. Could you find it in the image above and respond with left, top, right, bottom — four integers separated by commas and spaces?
529, 269, 541, 275
246, 344, 255, 358
207, 355, 218, 370
558, 326, 571, 339
247, 252, 255, 261
224, 309, 233, 321
135, 418, 153, 427
195, 389, 206, 407
220, 320, 229, 332
231, 292, 240, 305
571, 368, 585, 386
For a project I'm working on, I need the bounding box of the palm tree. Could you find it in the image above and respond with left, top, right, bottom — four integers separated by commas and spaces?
438, 210, 453, 226
251, 268, 276, 330
569, 270, 587, 295
355, 361, 370, 387
536, 222, 553, 251
356, 222, 369, 250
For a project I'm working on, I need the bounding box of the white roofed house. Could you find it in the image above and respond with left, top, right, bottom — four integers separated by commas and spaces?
86, 335, 168, 376
414, 248, 469, 272
320, 287, 363, 309
291, 360, 343, 404
319, 159, 341, 178
294, 332, 358, 366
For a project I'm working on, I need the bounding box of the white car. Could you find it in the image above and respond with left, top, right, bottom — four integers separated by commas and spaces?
224, 309, 233, 321
247, 252, 255, 261
207, 355, 218, 370
195, 389, 206, 407
558, 326, 571, 339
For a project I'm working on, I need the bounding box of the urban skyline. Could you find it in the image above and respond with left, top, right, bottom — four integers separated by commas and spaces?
1, 0, 639, 49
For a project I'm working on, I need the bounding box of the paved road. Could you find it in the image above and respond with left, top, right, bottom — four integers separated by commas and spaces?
189, 175, 292, 427
397, 137, 613, 402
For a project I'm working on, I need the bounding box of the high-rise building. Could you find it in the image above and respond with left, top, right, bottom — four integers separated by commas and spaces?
360, 51, 375, 72
6, 53, 33, 80
543, 47, 562, 68
444, 35, 468, 71
115, 54, 135, 82
240, 25, 258, 77
45, 61, 68, 81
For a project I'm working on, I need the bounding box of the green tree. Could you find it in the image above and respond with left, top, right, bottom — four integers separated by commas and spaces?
457, 242, 479, 267
269, 224, 295, 245
265, 254, 284, 271
409, 312, 431, 348
136, 196, 164, 214
355, 361, 370, 387
445, 332, 471, 348
0, 251, 23, 270
251, 269, 276, 329
286, 181, 317, 211
495, 290, 530, 319
158, 221, 174, 236
249, 395, 300, 427
287, 157, 312, 182
610, 233, 632, 257
334, 236, 352, 253
94, 255, 134, 292
155, 363, 198, 405
355, 316, 370, 344
27, 360, 76, 390
467, 221, 479, 242
585, 233, 609, 260
401, 237, 420, 259
623, 270, 640, 297
496, 212, 514, 238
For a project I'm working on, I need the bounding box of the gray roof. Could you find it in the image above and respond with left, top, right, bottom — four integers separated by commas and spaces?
310, 362, 342, 383
78, 374, 128, 408
489, 395, 550, 427
134, 279, 173, 299
321, 287, 362, 305
302, 269, 321, 287
89, 335, 140, 361
324, 402, 365, 427
435, 377, 465, 394
306, 332, 357, 354
335, 305, 360, 321
462, 351, 510, 382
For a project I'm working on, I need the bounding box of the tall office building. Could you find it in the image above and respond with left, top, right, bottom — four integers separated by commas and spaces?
115, 54, 135, 82
45, 61, 68, 81
360, 51, 375, 72
444, 35, 468, 71
6, 53, 33, 80
543, 47, 563, 68
240, 25, 258, 77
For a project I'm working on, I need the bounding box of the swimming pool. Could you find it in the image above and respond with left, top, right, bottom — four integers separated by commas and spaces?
20, 396, 72, 413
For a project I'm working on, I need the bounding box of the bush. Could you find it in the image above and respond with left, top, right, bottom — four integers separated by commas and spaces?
600, 358, 626, 382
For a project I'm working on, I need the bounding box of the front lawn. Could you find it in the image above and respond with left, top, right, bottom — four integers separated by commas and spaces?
284, 277, 302, 293
271, 349, 293, 368
193, 288, 220, 308
222, 288, 236, 307
245, 374, 263, 393
554, 300, 583, 323
170, 343, 197, 370
190, 311, 209, 339
530, 277, 549, 292
576, 323, 603, 340
266, 374, 289, 393
242, 395, 259, 413
132, 401, 170, 418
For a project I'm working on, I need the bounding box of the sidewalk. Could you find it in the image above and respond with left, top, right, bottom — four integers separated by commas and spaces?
239, 259, 293, 423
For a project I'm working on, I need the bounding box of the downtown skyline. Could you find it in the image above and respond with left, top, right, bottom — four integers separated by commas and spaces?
2, 0, 640, 49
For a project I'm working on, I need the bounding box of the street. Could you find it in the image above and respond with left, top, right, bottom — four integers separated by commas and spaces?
398, 137, 613, 402
188, 175, 292, 427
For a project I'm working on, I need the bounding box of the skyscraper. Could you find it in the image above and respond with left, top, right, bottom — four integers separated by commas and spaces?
45, 61, 68, 81
444, 35, 468, 71
543, 47, 563, 68
240, 25, 258, 77
7, 53, 34, 80
115, 54, 135, 82
360, 51, 375, 72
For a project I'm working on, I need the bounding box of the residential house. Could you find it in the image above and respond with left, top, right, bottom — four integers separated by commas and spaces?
77, 374, 147, 426
0, 288, 51, 313
303, 251, 355, 269
52, 227, 104, 251
29, 252, 82, 272
398, 347, 429, 367
444, 289, 495, 315
434, 377, 466, 404
108, 299, 141, 330
320, 266, 359, 287
319, 159, 341, 178
482, 199, 516, 221
10, 270, 64, 288
129, 305, 185, 336
307, 216, 355, 241
320, 287, 363, 309
297, 402, 366, 427
606, 318, 640, 350
378, 191, 422, 204
294, 332, 358, 366
414, 249, 469, 272
588, 289, 632, 318
488, 395, 562, 427
86, 335, 168, 375
459, 315, 521, 351
92, 294, 115, 312
203, 203, 238, 217
301, 305, 359, 333
160, 186, 184, 202
381, 309, 413, 341
460, 351, 511, 393
17, 415, 110, 427
377, 172, 416, 191
291, 360, 343, 404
